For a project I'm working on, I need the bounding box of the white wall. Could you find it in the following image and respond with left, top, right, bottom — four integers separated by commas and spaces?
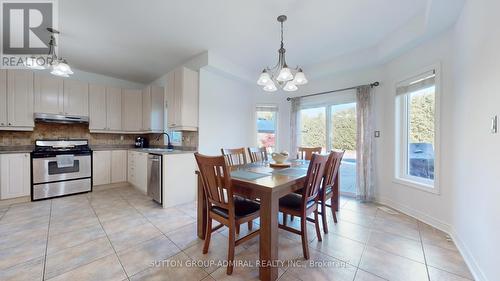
449, 1, 500, 279
374, 30, 455, 231
198, 68, 255, 155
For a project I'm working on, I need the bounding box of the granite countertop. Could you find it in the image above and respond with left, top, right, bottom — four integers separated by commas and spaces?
130, 148, 196, 155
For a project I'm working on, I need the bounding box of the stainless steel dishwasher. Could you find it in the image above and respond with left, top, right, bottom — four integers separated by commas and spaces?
147, 154, 162, 204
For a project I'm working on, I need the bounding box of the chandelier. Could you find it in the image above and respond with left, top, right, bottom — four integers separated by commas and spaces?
26, 28, 74, 77
257, 15, 307, 92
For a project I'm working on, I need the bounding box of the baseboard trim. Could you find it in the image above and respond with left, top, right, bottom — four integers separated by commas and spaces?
375, 196, 452, 233
449, 228, 487, 281
375, 196, 487, 281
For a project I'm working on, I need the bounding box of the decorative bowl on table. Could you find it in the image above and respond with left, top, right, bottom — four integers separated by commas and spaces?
271, 151, 289, 164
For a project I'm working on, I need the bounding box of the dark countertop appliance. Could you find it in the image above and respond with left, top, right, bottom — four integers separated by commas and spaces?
135, 137, 149, 148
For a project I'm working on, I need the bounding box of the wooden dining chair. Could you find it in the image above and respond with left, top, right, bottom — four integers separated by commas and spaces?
247, 147, 268, 162
194, 153, 260, 275
278, 154, 328, 259
221, 147, 248, 166
318, 150, 344, 233
297, 147, 322, 160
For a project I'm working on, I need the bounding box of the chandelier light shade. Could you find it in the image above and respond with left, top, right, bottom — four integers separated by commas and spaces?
257, 15, 307, 92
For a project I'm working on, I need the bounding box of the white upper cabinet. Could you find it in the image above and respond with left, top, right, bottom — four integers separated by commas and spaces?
34, 74, 89, 117
142, 85, 164, 132
166, 67, 198, 131
63, 80, 89, 116
34, 73, 63, 115
0, 70, 7, 127
106, 87, 122, 131
6, 70, 34, 128
122, 89, 142, 132
89, 84, 107, 131
142, 87, 152, 131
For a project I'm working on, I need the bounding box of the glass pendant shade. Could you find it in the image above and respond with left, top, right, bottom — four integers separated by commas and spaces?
257, 71, 271, 86
50, 69, 69, 77
276, 67, 293, 82
293, 71, 308, 85
263, 81, 277, 92
283, 81, 298, 92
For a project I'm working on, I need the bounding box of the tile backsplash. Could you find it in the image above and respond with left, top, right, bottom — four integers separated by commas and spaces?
0, 123, 141, 146
0, 122, 199, 149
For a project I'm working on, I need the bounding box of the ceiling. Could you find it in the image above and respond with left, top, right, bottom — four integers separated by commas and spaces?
58, 0, 463, 83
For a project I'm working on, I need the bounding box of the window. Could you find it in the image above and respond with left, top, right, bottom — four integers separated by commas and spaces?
299, 107, 327, 152
395, 68, 439, 190
256, 105, 278, 152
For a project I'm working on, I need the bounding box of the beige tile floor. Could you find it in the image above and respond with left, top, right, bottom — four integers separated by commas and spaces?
0, 184, 474, 281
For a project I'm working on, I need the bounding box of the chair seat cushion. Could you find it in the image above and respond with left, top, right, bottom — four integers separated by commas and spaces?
279, 193, 315, 211
211, 196, 260, 219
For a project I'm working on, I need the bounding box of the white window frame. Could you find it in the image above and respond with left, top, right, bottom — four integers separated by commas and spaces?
394, 63, 441, 194
255, 104, 279, 152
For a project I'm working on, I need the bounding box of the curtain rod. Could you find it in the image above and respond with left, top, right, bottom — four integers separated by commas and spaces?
286, 81, 379, 101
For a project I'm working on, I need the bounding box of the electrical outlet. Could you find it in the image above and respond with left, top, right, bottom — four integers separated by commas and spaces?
491, 115, 498, 134
120, 135, 124, 141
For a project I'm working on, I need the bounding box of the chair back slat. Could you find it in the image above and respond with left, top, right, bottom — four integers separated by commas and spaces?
221, 148, 247, 166
195, 153, 233, 210
297, 147, 322, 160
323, 150, 345, 189
248, 147, 268, 162
302, 154, 328, 203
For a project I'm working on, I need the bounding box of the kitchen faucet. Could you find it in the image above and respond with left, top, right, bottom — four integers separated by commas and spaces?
155, 132, 175, 150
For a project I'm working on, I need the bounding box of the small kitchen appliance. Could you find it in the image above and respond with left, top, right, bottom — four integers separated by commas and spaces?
135, 136, 149, 148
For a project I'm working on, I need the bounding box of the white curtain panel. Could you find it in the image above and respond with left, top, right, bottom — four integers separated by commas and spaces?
356, 85, 375, 202
290, 97, 301, 155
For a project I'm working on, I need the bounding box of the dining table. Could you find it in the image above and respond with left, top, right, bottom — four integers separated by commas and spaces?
196, 159, 340, 281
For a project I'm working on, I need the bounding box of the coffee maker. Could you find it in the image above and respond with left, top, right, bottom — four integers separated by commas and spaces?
135, 136, 149, 148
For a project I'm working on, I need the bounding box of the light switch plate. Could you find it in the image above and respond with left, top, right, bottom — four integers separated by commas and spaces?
374, 131, 381, 138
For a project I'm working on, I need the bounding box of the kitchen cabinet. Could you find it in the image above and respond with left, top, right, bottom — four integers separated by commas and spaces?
3, 70, 34, 129
106, 87, 122, 131
142, 85, 164, 132
93, 151, 111, 186
89, 84, 107, 131
127, 151, 148, 193
93, 150, 128, 186
0, 153, 31, 199
165, 67, 198, 131
34, 74, 89, 117
63, 79, 89, 116
34, 73, 63, 115
111, 150, 127, 183
122, 89, 142, 132
0, 70, 7, 127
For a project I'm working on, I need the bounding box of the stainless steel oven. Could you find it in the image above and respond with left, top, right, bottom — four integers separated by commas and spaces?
31, 139, 92, 201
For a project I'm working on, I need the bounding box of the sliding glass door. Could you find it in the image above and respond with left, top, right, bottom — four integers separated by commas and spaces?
298, 100, 357, 195
330, 103, 357, 195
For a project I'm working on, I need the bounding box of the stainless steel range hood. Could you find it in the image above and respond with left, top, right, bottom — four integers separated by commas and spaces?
34, 113, 89, 124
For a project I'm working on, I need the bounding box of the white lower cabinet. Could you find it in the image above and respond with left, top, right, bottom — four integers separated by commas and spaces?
92, 151, 111, 186
111, 150, 127, 183
93, 150, 128, 186
127, 151, 148, 193
0, 153, 31, 199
